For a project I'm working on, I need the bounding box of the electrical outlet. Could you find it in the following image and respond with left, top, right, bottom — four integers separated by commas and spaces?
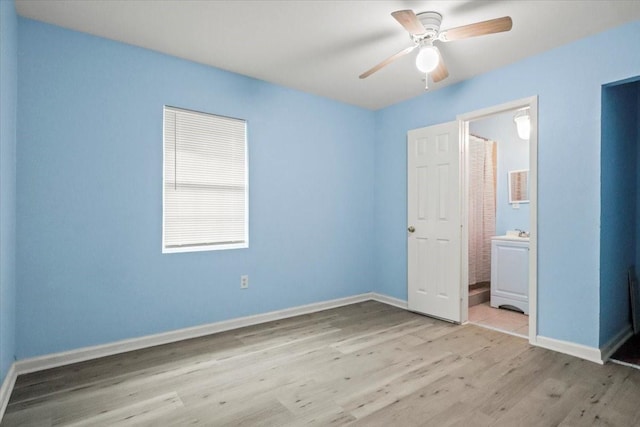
240, 275, 249, 289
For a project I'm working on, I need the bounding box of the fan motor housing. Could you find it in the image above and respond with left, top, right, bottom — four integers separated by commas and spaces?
416, 11, 443, 39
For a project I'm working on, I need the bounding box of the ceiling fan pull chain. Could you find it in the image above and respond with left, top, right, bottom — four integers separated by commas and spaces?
425, 73, 429, 91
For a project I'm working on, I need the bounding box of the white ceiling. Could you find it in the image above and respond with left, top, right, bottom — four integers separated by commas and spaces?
15, 0, 640, 110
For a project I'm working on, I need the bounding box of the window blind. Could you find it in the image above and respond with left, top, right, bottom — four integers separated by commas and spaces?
163, 106, 247, 252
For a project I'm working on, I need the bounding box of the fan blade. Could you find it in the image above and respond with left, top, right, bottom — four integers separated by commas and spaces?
391, 10, 425, 36
431, 50, 448, 83
359, 45, 416, 79
439, 16, 512, 42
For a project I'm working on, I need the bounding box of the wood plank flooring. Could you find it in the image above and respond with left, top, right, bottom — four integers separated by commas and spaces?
3, 301, 640, 426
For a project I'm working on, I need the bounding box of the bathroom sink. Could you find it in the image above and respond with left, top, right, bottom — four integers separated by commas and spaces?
492, 234, 530, 242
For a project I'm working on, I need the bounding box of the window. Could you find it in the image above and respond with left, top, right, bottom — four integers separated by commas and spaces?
163, 106, 248, 253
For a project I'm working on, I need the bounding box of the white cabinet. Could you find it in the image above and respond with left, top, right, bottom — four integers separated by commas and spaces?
491, 236, 529, 314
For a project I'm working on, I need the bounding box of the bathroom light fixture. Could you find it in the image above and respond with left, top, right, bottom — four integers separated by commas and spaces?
513, 108, 530, 140
415, 43, 440, 73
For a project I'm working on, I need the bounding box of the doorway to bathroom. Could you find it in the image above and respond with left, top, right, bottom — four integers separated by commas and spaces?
458, 97, 538, 342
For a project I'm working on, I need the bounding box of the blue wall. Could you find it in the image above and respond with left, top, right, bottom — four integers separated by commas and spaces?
9, 10, 640, 362
470, 111, 530, 235
0, 0, 18, 383
374, 21, 640, 348
16, 18, 375, 358
600, 81, 638, 345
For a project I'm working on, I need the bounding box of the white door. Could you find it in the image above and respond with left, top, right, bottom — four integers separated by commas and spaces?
407, 121, 461, 322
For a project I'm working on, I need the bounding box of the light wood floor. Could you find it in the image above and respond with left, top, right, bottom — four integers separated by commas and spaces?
3, 301, 640, 426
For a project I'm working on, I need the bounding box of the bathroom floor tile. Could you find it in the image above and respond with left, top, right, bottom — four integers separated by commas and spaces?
468, 302, 495, 321
469, 301, 528, 337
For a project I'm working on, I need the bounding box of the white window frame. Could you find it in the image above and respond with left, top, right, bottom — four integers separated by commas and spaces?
162, 105, 248, 253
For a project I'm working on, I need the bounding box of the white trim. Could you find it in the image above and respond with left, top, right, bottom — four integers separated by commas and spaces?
527, 98, 539, 346
0, 363, 17, 421
535, 335, 602, 364
600, 324, 633, 363
15, 293, 372, 375
162, 241, 248, 254
459, 120, 470, 324
370, 293, 408, 309
456, 96, 538, 345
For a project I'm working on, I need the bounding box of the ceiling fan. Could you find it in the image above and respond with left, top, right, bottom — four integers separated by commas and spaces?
359, 10, 513, 87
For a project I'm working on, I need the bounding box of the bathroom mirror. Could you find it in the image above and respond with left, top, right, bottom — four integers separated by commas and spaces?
508, 170, 529, 203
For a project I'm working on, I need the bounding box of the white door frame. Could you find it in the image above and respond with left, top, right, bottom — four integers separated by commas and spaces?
457, 96, 538, 345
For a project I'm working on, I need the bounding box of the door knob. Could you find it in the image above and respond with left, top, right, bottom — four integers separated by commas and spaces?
407, 226, 415, 233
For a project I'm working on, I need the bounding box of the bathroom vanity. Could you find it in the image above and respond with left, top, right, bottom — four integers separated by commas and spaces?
490, 235, 529, 314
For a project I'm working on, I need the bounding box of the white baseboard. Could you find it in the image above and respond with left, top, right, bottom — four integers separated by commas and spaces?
536, 325, 634, 365
535, 335, 603, 364
0, 363, 17, 421
601, 324, 633, 363
370, 292, 408, 309
15, 293, 374, 375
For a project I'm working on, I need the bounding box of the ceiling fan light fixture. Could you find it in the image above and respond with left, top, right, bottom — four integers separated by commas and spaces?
415, 44, 440, 73
359, 9, 512, 83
